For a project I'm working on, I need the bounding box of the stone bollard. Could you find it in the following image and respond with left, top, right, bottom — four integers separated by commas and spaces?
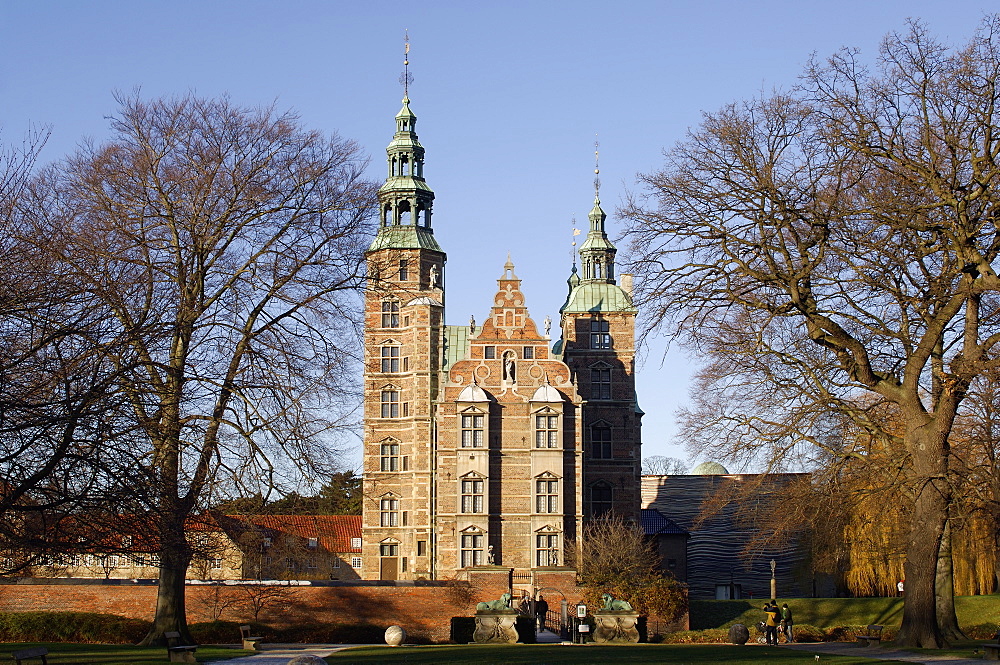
385, 625, 406, 646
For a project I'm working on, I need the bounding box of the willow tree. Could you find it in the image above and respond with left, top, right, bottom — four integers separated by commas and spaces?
40, 94, 377, 644
623, 19, 1000, 648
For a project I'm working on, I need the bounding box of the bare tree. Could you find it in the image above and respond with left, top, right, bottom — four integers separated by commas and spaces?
622, 19, 1000, 648
641, 456, 689, 475
36, 93, 377, 644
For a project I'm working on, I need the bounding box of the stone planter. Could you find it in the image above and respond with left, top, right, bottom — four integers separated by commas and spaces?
592, 611, 640, 643
473, 610, 519, 644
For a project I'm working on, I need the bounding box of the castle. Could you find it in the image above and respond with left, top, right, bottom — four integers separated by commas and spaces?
360, 92, 642, 580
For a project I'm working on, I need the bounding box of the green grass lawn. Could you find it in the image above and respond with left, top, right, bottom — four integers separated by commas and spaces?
690, 595, 1000, 630
326, 644, 910, 665
0, 643, 252, 664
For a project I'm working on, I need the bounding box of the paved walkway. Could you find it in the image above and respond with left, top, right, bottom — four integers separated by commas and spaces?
786, 641, 988, 664
206, 644, 361, 664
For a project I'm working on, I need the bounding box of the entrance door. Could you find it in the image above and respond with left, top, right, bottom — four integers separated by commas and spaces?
380, 557, 399, 580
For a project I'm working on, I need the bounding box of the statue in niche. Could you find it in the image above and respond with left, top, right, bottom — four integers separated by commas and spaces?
504, 355, 516, 382
430, 264, 440, 287
486, 544, 495, 565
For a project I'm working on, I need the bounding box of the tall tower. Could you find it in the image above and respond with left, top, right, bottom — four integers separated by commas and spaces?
361, 75, 447, 579
559, 152, 642, 523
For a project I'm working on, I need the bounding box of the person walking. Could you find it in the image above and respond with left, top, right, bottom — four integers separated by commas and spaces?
763, 602, 779, 646
536, 595, 549, 632
780, 603, 794, 643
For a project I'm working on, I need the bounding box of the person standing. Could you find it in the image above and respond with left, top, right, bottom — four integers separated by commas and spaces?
536, 595, 549, 631
781, 603, 794, 643
763, 602, 779, 646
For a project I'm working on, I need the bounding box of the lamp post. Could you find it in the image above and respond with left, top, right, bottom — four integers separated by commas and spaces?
770, 559, 777, 600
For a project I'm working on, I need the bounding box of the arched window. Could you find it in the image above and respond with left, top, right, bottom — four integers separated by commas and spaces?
590, 422, 612, 459
381, 301, 399, 328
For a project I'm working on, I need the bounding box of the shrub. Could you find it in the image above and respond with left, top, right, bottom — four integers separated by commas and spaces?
0, 612, 150, 643
449, 617, 475, 644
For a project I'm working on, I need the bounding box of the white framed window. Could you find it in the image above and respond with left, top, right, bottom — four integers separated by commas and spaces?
351, 557, 362, 568
351, 537, 362, 549
536, 478, 559, 513
590, 318, 611, 349
332, 557, 341, 568
380, 496, 400, 527
381, 389, 400, 418
461, 413, 484, 448
380, 441, 400, 471
461, 532, 484, 568
535, 414, 559, 448
210, 558, 223, 570
536, 533, 559, 567
461, 478, 484, 513
590, 423, 612, 459
381, 301, 400, 328
381, 345, 400, 373
591, 366, 612, 400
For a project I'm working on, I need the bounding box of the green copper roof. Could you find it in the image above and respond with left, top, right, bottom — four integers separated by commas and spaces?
368, 225, 442, 252
444, 324, 470, 368
560, 281, 637, 313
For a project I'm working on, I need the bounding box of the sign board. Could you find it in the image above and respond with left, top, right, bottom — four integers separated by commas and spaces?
576, 604, 587, 618
577, 624, 590, 632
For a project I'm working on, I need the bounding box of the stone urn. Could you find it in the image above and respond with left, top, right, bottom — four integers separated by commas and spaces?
591, 610, 641, 643
385, 625, 406, 646
728, 623, 750, 645
472, 610, 519, 644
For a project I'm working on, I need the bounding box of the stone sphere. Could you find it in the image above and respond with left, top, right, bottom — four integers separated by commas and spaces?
385, 625, 406, 646
728, 623, 750, 645
286, 657, 328, 665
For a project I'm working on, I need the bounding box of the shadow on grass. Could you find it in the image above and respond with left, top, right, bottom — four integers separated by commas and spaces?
327, 644, 912, 664
0, 642, 251, 664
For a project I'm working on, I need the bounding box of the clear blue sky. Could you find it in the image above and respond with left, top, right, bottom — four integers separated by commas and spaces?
0, 1, 990, 468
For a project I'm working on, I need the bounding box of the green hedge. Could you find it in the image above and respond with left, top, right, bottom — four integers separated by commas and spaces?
0, 612, 150, 643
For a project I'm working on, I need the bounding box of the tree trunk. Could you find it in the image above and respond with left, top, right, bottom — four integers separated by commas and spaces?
894, 429, 949, 649
139, 513, 193, 646
935, 518, 966, 641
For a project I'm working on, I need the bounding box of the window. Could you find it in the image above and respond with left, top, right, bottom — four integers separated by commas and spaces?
536, 533, 559, 567
308, 537, 318, 549
381, 301, 399, 328
351, 537, 362, 549
484, 346, 496, 359
523, 346, 534, 359
285, 557, 296, 571
591, 366, 611, 400
591, 424, 612, 459
380, 442, 400, 470
399, 259, 409, 280
417, 540, 426, 556
307, 557, 317, 569
590, 319, 611, 349
461, 533, 484, 568
381, 345, 400, 372
461, 478, 484, 513
380, 543, 399, 556
210, 558, 223, 570
591, 482, 613, 517
150, 554, 160, 567
122, 535, 133, 548
381, 390, 400, 418
351, 557, 362, 568
535, 414, 559, 448
536, 478, 559, 513
461, 413, 484, 448
380, 497, 400, 526
332, 557, 341, 568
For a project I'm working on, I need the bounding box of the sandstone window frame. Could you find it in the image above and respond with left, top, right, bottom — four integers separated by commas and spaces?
590, 362, 612, 400
380, 494, 400, 527
590, 317, 611, 349
380, 342, 401, 373
534, 407, 560, 449
460, 527, 485, 568
460, 473, 485, 514
589, 421, 613, 459
459, 408, 486, 448
380, 386, 401, 418
381, 300, 400, 328
534, 472, 560, 514
534, 526, 561, 567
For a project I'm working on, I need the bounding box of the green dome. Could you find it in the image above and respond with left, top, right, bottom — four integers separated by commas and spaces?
691, 461, 730, 475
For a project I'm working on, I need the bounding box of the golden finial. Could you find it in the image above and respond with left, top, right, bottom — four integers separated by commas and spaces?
400, 29, 413, 98
594, 134, 601, 199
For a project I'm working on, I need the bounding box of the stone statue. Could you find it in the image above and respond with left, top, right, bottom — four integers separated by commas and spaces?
486, 544, 495, 565
543, 315, 551, 337
469, 315, 476, 334
600, 593, 633, 611
430, 264, 440, 287
476, 592, 513, 612
504, 356, 516, 382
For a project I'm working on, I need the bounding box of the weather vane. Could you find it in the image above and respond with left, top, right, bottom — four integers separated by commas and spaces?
399, 29, 414, 97
571, 216, 581, 263
594, 134, 601, 199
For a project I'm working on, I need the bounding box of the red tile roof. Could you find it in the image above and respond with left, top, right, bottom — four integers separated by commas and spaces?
225, 514, 361, 553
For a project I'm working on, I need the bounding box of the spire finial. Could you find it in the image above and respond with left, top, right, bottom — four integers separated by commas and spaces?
594, 134, 601, 201
399, 29, 413, 99
571, 217, 580, 268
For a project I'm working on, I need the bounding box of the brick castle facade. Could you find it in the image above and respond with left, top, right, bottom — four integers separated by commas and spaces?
361, 93, 642, 580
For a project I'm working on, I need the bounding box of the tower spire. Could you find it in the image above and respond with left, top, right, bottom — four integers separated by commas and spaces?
400, 29, 413, 100
594, 134, 601, 202
577, 138, 617, 283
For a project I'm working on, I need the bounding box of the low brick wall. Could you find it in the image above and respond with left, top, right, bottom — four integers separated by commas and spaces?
0, 570, 688, 642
